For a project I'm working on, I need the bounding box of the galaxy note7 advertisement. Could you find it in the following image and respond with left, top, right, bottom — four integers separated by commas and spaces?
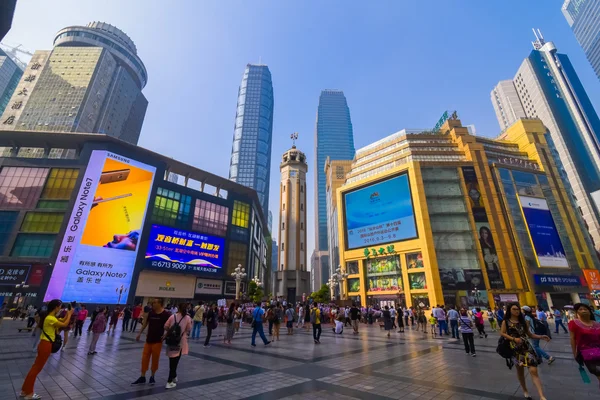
45, 151, 156, 303
344, 174, 417, 250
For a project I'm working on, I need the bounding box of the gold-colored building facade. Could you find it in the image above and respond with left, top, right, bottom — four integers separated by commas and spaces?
335, 117, 599, 309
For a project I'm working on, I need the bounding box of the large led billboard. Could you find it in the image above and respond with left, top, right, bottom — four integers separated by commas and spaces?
145, 224, 225, 276
45, 151, 156, 303
344, 173, 417, 250
519, 195, 569, 268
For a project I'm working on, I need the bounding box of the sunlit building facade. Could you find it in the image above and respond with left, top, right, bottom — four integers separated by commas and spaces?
336, 116, 598, 309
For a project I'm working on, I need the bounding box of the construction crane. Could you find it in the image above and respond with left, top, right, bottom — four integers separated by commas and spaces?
0, 43, 33, 70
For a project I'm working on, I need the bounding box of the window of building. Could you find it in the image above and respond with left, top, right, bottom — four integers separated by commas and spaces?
281, 242, 285, 251
232, 200, 250, 228
21, 212, 64, 233
300, 243, 304, 250
41, 168, 79, 199
300, 203, 304, 211
281, 222, 285, 230
0, 211, 18, 254
0, 167, 49, 209
282, 203, 285, 211
152, 187, 191, 227
193, 199, 229, 236
227, 241, 247, 275
37, 200, 69, 210
300, 185, 303, 193
11, 233, 56, 257
301, 222, 304, 230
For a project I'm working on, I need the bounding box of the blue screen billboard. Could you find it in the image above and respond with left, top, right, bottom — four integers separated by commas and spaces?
145, 225, 225, 276
344, 174, 417, 250
519, 195, 568, 268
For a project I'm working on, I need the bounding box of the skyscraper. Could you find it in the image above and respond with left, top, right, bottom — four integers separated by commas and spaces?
228, 64, 274, 216
314, 90, 355, 283
0, 49, 23, 116
491, 31, 600, 251
562, 1, 600, 80
0, 22, 148, 145
0, 0, 17, 41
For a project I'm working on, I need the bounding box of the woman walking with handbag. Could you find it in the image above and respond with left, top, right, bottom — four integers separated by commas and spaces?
500, 303, 550, 400
20, 300, 73, 399
164, 303, 192, 389
569, 303, 600, 389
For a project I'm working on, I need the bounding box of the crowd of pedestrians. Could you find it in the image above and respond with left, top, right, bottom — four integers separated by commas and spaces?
6, 297, 600, 399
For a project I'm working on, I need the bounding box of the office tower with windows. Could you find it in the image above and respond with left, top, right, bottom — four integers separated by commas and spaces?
491, 32, 600, 251
0, 49, 23, 116
0, 22, 148, 145
228, 64, 274, 216
562, 1, 600, 80
314, 90, 355, 284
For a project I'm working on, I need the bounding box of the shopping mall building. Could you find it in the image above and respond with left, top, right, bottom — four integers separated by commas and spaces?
0, 131, 270, 308
332, 115, 600, 309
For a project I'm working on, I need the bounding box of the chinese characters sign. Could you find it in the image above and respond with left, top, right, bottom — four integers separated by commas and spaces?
45, 151, 156, 304
534, 274, 581, 287
363, 245, 396, 259
145, 225, 225, 276
0, 266, 30, 285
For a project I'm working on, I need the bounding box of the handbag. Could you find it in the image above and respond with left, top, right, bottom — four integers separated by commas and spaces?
42, 329, 62, 353
580, 347, 600, 361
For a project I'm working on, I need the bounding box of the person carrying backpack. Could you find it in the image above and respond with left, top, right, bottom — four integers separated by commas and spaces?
163, 303, 192, 389
523, 306, 556, 365
311, 303, 322, 344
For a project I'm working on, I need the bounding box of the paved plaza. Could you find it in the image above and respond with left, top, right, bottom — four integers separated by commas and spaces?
0, 319, 596, 400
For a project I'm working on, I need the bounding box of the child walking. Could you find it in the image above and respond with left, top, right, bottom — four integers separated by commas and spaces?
429, 313, 438, 338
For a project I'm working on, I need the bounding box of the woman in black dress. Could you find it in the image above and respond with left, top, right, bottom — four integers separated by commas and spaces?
383, 306, 393, 338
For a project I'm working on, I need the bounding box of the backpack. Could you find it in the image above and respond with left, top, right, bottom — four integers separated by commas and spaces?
164, 316, 182, 347
532, 318, 547, 335
226, 310, 233, 324
310, 308, 317, 324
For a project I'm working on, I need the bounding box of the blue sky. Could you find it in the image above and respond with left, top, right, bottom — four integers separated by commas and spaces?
4, 0, 598, 258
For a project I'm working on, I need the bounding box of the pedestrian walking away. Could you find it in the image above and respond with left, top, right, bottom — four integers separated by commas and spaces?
204, 304, 217, 347
458, 309, 476, 356
448, 305, 460, 339
132, 298, 171, 386
487, 309, 497, 331
131, 303, 143, 332
88, 307, 108, 355
552, 306, 568, 334
396, 304, 405, 333
474, 308, 488, 338
191, 302, 204, 339
536, 305, 551, 339
350, 303, 361, 334
21, 299, 73, 400
251, 303, 271, 347
26, 306, 37, 329
500, 303, 550, 400
164, 303, 192, 389
224, 303, 236, 344
88, 306, 100, 333
297, 304, 305, 329
122, 305, 132, 332
569, 303, 600, 389
107, 306, 120, 335
523, 306, 555, 365
285, 304, 295, 335
311, 303, 322, 343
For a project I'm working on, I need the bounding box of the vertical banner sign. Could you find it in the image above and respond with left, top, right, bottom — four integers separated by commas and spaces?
519, 195, 569, 268
45, 151, 156, 303
461, 167, 505, 289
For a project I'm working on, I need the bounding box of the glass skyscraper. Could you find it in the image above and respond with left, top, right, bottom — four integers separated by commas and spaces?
228, 64, 274, 216
562, 0, 600, 80
491, 34, 600, 252
314, 90, 355, 280
0, 49, 23, 116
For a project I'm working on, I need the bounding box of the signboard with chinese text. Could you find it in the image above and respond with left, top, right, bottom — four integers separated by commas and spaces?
0, 265, 30, 285
195, 278, 223, 295
583, 269, 600, 291
344, 174, 417, 250
533, 274, 582, 287
145, 225, 225, 276
44, 151, 156, 303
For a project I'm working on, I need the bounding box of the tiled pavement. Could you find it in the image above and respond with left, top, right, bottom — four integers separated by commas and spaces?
0, 319, 597, 399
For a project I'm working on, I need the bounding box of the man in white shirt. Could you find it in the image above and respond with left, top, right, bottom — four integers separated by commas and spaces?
433, 305, 448, 336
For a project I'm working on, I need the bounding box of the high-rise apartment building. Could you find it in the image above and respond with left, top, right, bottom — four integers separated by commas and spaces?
228, 64, 274, 216
313, 90, 355, 284
275, 145, 310, 301
0, 49, 23, 116
562, 1, 600, 80
491, 80, 527, 131
0, 22, 148, 145
491, 32, 600, 252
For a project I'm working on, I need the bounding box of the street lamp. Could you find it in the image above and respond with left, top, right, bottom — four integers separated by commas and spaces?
232, 264, 246, 300
327, 275, 339, 301
335, 265, 348, 300
252, 276, 263, 288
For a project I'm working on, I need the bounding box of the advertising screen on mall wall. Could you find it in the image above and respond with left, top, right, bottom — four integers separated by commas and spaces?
45, 151, 156, 304
344, 173, 417, 250
519, 195, 569, 268
145, 224, 225, 276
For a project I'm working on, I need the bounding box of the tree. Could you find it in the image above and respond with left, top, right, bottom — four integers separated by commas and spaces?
247, 281, 264, 303
310, 284, 331, 304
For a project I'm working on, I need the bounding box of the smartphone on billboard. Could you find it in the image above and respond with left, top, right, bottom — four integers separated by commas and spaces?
100, 169, 130, 184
